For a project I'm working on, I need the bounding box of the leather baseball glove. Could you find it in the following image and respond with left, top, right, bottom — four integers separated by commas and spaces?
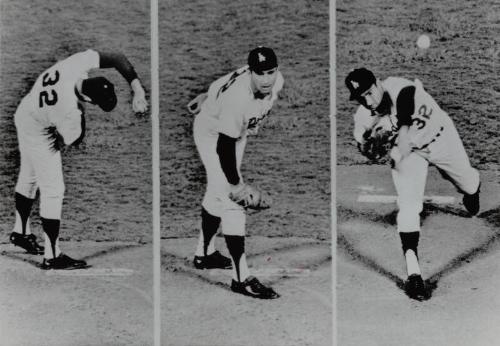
45, 126, 66, 152
358, 128, 396, 162
229, 184, 271, 210
45, 113, 86, 152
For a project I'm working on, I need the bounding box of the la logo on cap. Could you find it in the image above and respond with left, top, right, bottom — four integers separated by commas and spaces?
258, 52, 266, 62
351, 80, 359, 89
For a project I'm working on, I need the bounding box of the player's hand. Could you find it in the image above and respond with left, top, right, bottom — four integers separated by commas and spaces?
133, 94, 148, 115
187, 93, 208, 114
229, 183, 271, 210
389, 146, 403, 169
131, 79, 148, 115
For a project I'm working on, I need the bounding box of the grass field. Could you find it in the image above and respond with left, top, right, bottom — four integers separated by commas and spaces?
160, 1, 331, 345
337, 0, 499, 170
160, 0, 330, 241
0, 0, 152, 242
336, 1, 500, 345
0, 2, 153, 345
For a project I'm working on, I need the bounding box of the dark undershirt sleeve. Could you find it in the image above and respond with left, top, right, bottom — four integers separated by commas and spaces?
396, 86, 416, 127
216, 133, 240, 185
98, 51, 138, 84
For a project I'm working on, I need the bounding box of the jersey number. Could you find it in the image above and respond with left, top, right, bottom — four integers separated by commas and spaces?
411, 104, 432, 130
39, 70, 60, 108
216, 69, 246, 98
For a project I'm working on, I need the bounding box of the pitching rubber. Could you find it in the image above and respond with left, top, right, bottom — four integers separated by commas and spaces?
357, 194, 456, 204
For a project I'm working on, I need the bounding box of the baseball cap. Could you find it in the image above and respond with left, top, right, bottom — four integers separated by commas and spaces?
81, 76, 117, 112
247, 46, 278, 73
345, 68, 376, 100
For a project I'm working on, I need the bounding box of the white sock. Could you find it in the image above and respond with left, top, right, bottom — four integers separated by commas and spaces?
194, 229, 215, 256
405, 250, 421, 276
231, 253, 250, 282
13, 212, 31, 235
44, 233, 61, 259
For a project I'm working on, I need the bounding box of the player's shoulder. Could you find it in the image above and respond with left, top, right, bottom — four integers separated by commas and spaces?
382, 76, 414, 90
382, 76, 417, 103
220, 68, 252, 99
56, 49, 99, 70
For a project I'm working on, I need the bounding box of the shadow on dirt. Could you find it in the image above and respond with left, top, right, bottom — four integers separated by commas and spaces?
427, 224, 500, 284
162, 252, 231, 291
0, 243, 144, 269
338, 206, 398, 225
339, 233, 437, 301
339, 202, 497, 226
81, 243, 143, 261
337, 234, 405, 288
480, 206, 500, 228
338, 203, 500, 302
162, 243, 332, 292
0, 252, 40, 268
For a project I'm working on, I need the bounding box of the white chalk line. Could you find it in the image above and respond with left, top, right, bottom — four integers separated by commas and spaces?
207, 267, 312, 278
45, 267, 134, 277
358, 194, 456, 204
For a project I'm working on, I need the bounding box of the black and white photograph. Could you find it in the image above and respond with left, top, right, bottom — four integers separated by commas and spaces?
336, 1, 500, 345
4, 0, 499, 345
0, 1, 153, 345
160, 0, 331, 345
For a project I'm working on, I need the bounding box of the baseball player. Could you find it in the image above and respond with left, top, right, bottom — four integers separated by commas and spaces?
187, 47, 284, 299
345, 68, 480, 300
10, 49, 148, 269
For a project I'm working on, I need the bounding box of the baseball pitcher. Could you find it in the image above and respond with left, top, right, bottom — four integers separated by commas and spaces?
187, 47, 284, 299
10, 49, 148, 269
345, 68, 480, 300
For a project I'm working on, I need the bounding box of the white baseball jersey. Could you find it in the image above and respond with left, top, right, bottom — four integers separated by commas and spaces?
197, 66, 284, 139
354, 77, 452, 151
352, 76, 480, 232
15, 49, 100, 145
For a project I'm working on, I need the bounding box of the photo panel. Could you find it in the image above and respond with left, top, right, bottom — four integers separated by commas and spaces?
336, 1, 500, 345
160, 0, 332, 345
0, 1, 153, 345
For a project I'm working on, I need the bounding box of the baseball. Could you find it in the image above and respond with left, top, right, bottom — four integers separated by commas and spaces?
417, 34, 431, 49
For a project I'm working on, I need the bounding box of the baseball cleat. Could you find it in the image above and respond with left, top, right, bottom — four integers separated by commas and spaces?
40, 253, 89, 270
193, 250, 232, 269
9, 232, 44, 255
231, 276, 280, 299
404, 274, 428, 301
463, 184, 480, 216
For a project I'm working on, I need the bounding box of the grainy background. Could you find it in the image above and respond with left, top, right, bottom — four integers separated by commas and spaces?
0, 1, 154, 345
336, 1, 500, 345
160, 1, 332, 345
0, 0, 152, 242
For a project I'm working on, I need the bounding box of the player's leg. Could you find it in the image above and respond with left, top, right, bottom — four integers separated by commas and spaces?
10, 137, 43, 254
392, 152, 429, 299
222, 135, 277, 298
33, 145, 87, 269
192, 118, 231, 268
430, 125, 480, 215
193, 207, 232, 269
221, 203, 279, 299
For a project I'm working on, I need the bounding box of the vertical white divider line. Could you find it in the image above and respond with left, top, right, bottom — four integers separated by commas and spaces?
330, 0, 337, 345
150, 0, 161, 345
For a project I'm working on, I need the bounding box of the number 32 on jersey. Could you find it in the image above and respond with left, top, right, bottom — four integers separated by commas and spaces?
412, 104, 432, 130
39, 70, 60, 108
